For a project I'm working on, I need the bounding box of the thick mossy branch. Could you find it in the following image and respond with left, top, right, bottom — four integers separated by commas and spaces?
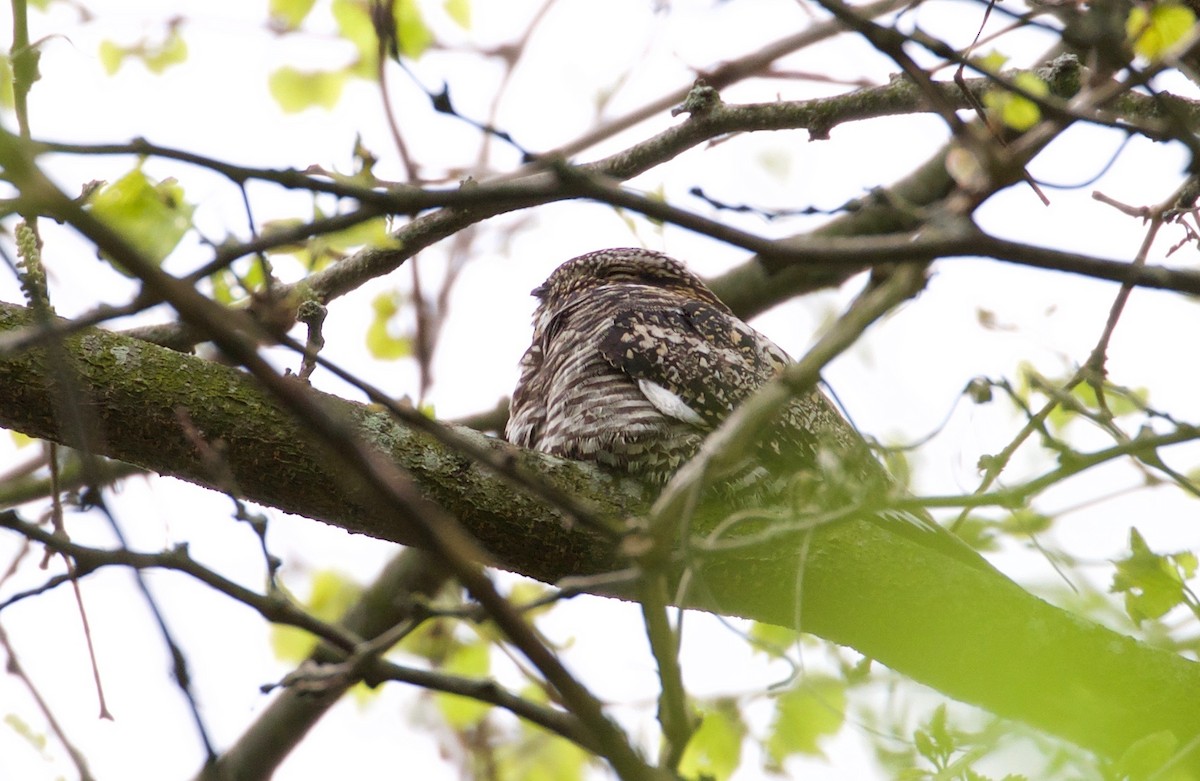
0, 300, 1198, 767
0, 302, 628, 582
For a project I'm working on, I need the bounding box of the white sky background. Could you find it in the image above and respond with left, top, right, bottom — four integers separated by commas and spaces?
1, 0, 1199, 779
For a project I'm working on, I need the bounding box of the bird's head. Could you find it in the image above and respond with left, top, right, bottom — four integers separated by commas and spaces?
531, 248, 727, 310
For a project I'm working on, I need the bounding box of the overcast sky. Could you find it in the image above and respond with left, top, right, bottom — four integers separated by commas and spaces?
2, 1, 1199, 779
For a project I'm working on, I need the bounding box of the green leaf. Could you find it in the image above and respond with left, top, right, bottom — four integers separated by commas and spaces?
325, 215, 396, 252
747, 621, 800, 656
98, 40, 126, 76
678, 700, 747, 780
97, 27, 188, 76
394, 0, 433, 59
497, 727, 590, 781
1067, 382, 1103, 424
1044, 376, 1146, 431
258, 217, 308, 256
3, 713, 49, 756
1075, 379, 1148, 419
1110, 528, 1196, 624
241, 260, 267, 294
205, 259, 270, 306
268, 66, 347, 112
1177, 551, 1198, 577
506, 581, 557, 619
367, 290, 412, 360
331, 0, 432, 67
1128, 2, 1197, 60
262, 213, 396, 270
765, 676, 846, 765
332, 0, 380, 78
209, 269, 235, 304
914, 704, 956, 767
398, 617, 462, 664
1000, 508, 1052, 535
982, 72, 1048, 132
445, 0, 471, 28
270, 570, 362, 661
973, 49, 1009, 73
433, 640, 491, 728
1046, 403, 1076, 432
269, 0, 319, 30
143, 28, 188, 74
86, 167, 194, 271
1109, 386, 1149, 416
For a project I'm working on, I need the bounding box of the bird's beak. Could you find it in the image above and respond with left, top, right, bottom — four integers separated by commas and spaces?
531, 282, 549, 299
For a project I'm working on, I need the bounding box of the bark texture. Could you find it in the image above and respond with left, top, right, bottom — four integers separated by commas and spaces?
0, 300, 1197, 767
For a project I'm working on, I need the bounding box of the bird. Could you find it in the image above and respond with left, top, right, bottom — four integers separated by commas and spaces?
506, 247, 984, 569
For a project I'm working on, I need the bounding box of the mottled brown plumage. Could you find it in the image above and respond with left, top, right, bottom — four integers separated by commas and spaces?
507, 248, 859, 486
508, 248, 987, 569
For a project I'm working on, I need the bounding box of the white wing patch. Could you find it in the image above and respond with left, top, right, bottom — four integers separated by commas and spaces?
638, 378, 705, 427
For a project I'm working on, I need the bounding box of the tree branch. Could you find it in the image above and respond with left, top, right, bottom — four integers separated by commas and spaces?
1, 300, 1199, 768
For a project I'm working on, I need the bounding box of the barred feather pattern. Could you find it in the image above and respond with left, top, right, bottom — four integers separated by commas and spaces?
506, 291, 705, 482
507, 248, 857, 485
507, 248, 986, 568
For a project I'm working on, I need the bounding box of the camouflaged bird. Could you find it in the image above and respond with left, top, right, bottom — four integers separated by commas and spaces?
507, 248, 984, 567
507, 247, 863, 484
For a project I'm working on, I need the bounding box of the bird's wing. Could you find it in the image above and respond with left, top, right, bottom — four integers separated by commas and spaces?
598, 299, 992, 571
597, 300, 787, 428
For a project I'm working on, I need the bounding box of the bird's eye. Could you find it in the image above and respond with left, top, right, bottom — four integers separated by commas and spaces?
599, 266, 661, 285
597, 266, 633, 281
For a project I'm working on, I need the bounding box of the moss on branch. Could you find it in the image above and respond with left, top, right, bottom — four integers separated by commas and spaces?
0, 300, 1199, 768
